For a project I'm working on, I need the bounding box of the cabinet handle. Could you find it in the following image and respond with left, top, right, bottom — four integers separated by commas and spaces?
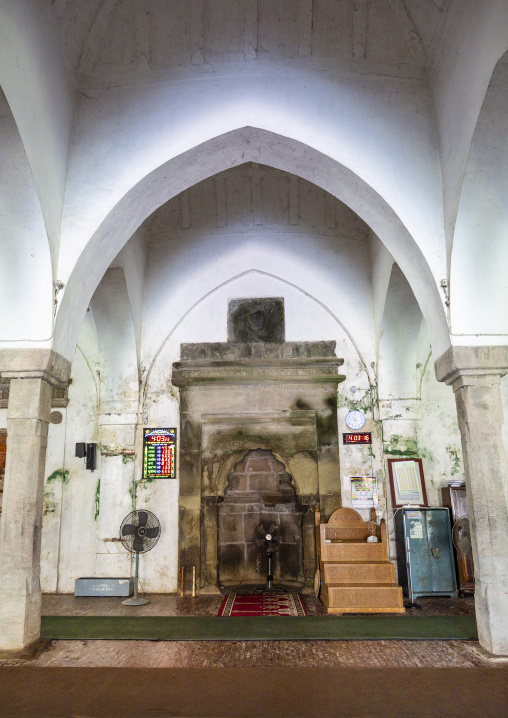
431, 547, 440, 559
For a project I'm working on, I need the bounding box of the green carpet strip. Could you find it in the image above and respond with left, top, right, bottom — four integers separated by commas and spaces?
41, 615, 478, 641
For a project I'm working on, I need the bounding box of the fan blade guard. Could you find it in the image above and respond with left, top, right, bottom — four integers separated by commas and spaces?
137, 511, 148, 527
453, 518, 472, 553
133, 537, 145, 553
120, 510, 162, 553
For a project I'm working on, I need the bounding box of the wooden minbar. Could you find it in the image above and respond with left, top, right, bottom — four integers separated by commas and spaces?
318, 507, 404, 614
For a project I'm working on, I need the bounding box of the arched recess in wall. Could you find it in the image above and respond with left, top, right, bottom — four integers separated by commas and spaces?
450, 50, 508, 340
141, 269, 374, 418
377, 264, 423, 401
54, 128, 450, 362
90, 267, 139, 417
0, 86, 53, 344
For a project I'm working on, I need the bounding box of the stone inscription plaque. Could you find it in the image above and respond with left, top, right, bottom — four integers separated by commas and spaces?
228, 297, 285, 343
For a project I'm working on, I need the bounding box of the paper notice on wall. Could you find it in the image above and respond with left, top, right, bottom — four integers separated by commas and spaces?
409, 520, 423, 539
394, 461, 420, 494
351, 476, 377, 508
392, 461, 424, 505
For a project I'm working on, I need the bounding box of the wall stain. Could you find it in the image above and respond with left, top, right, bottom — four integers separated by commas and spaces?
128, 480, 137, 510
383, 435, 418, 456
419, 447, 435, 463
46, 468, 70, 484
94, 478, 100, 521
446, 445, 463, 477
338, 388, 375, 416
43, 489, 57, 516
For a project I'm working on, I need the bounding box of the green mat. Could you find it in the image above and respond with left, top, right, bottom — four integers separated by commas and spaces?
41, 615, 478, 641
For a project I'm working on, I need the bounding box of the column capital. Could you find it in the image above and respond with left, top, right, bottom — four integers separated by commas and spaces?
434, 346, 508, 390
0, 349, 71, 386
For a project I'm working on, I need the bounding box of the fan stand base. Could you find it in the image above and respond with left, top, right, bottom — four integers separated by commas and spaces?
254, 551, 287, 593
122, 596, 150, 606
255, 585, 287, 594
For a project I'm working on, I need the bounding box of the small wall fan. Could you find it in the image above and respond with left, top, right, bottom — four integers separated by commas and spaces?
120, 510, 161, 606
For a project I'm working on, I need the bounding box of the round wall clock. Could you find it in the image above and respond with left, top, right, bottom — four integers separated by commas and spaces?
345, 409, 366, 430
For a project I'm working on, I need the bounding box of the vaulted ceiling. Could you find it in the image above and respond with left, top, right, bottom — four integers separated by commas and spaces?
53, 0, 449, 88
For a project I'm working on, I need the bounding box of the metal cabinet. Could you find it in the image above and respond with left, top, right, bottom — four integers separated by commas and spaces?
395, 508, 458, 602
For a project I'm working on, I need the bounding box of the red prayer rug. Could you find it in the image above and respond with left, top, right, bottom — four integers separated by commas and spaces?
218, 592, 308, 617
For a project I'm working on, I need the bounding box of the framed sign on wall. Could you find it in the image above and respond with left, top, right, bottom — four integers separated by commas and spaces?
351, 476, 377, 509
388, 458, 427, 508
143, 428, 177, 479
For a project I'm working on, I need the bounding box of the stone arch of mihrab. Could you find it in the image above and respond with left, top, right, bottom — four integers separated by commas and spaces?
218, 449, 306, 589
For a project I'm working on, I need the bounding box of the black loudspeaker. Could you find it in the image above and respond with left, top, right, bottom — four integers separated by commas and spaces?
86, 443, 97, 471
75, 442, 86, 458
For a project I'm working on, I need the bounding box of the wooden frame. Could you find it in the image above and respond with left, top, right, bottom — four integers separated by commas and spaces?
387, 458, 428, 508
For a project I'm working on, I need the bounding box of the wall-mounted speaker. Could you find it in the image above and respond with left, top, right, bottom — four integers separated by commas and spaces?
75, 442, 86, 458
86, 443, 97, 471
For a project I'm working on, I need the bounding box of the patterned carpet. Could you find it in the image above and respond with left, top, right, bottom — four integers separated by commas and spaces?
218, 592, 307, 616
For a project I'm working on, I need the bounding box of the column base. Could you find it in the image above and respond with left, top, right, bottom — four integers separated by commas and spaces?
0, 589, 42, 651
476, 581, 508, 656
0, 638, 51, 661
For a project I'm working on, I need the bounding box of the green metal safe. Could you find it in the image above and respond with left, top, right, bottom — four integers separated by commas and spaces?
395, 507, 458, 602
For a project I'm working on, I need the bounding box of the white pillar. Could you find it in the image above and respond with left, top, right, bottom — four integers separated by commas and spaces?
0, 350, 70, 650
436, 347, 508, 655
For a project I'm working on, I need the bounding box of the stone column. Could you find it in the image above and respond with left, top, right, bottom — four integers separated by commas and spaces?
436, 346, 508, 655
178, 402, 202, 592
0, 349, 71, 651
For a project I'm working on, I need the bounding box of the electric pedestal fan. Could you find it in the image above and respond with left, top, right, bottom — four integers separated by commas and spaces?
452, 517, 472, 554
120, 510, 161, 606
253, 521, 286, 593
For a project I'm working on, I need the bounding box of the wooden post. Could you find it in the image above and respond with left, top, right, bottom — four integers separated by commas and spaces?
314, 502, 322, 597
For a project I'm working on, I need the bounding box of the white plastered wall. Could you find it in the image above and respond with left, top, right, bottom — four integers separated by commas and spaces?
0, 88, 53, 343
416, 322, 464, 509
450, 55, 508, 342
0, 0, 76, 267
41, 310, 100, 593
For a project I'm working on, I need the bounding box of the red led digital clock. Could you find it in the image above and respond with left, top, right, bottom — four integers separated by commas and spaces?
343, 433, 372, 445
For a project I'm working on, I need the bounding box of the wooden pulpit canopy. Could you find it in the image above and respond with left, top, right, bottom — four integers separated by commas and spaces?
323, 508, 372, 542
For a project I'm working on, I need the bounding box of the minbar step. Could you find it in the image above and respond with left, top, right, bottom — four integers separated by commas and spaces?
321, 543, 386, 562
321, 584, 404, 614
322, 562, 396, 584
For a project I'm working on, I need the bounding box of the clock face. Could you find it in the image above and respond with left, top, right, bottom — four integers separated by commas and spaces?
345, 409, 366, 430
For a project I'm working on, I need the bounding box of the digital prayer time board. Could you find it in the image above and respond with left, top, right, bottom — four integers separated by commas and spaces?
143, 428, 177, 479
343, 432, 372, 445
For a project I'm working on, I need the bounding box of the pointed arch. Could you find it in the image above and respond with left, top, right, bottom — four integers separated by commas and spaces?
54, 127, 450, 361
142, 268, 374, 408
